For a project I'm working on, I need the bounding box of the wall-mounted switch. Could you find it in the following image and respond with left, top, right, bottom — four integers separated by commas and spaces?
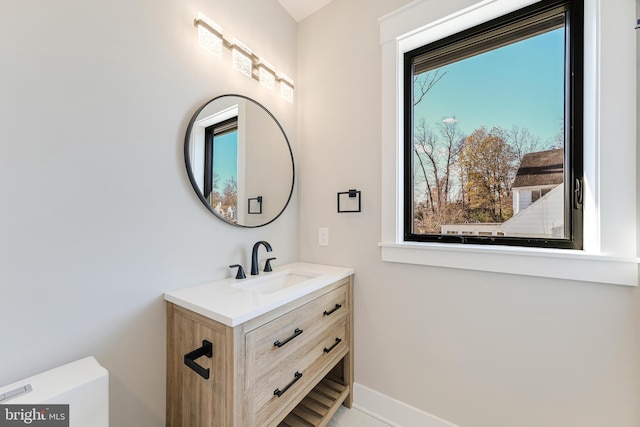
318, 228, 329, 246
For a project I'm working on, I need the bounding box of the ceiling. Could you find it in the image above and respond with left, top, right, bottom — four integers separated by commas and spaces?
277, 0, 335, 21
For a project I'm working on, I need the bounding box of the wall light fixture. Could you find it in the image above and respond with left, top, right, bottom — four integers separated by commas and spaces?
194, 13, 295, 103
196, 13, 224, 58
258, 58, 276, 90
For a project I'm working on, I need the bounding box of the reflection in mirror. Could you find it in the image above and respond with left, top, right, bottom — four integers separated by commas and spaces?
185, 95, 294, 227
206, 117, 239, 222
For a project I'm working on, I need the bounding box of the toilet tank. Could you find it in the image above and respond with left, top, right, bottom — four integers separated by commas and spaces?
0, 356, 108, 427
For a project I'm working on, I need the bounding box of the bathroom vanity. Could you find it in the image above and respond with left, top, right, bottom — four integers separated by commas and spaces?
164, 263, 354, 426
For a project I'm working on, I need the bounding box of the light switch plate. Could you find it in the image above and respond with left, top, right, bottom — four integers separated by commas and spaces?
318, 228, 329, 246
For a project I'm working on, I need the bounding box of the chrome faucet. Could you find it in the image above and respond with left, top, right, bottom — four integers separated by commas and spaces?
250, 241, 272, 275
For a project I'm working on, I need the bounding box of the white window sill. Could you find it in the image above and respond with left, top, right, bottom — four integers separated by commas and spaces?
379, 242, 639, 286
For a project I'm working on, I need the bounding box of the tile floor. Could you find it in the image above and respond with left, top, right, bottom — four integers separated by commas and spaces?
327, 406, 392, 427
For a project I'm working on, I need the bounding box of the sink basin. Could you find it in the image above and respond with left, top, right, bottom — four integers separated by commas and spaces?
232, 270, 320, 294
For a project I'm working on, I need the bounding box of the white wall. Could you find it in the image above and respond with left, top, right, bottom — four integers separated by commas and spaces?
0, 0, 297, 425
297, 1, 640, 426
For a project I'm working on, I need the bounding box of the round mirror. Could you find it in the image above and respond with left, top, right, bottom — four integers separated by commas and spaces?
184, 95, 294, 227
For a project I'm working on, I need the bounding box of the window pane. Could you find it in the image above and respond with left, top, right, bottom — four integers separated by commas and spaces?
410, 26, 566, 240
211, 130, 238, 223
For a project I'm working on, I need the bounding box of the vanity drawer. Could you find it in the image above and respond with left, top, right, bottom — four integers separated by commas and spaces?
253, 316, 348, 426
249, 284, 348, 375
245, 284, 350, 426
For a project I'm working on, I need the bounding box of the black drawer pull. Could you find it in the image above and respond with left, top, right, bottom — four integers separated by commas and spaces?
184, 340, 212, 380
323, 304, 342, 316
323, 337, 342, 354
274, 371, 303, 397
274, 328, 303, 348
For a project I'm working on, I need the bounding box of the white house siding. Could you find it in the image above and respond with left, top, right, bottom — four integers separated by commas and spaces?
501, 184, 565, 237
513, 189, 532, 214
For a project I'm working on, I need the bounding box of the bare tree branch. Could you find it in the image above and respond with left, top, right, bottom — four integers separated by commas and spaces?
413, 68, 447, 107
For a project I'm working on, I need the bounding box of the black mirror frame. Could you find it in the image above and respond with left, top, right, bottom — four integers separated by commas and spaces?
184, 94, 295, 228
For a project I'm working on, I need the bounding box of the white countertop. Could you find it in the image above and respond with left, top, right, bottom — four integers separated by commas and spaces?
164, 262, 354, 327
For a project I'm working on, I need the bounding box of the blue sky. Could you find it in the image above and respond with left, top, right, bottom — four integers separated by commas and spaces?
213, 131, 238, 191
414, 28, 565, 144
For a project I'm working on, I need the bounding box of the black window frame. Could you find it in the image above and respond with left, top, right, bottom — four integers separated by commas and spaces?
403, 0, 583, 250
203, 116, 238, 201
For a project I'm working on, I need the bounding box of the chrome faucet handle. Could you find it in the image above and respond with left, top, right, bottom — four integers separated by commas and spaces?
264, 257, 276, 272
229, 264, 246, 279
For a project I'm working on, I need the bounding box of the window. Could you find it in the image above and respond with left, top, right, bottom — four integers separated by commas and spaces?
204, 117, 239, 223
403, 0, 583, 249
380, 0, 637, 285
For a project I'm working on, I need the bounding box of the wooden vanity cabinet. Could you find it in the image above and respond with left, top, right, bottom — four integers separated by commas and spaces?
166, 276, 353, 426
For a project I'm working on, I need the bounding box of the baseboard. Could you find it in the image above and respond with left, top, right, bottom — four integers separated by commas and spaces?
352, 382, 459, 427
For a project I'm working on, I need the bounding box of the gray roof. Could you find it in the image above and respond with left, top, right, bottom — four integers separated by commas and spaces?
512, 148, 564, 188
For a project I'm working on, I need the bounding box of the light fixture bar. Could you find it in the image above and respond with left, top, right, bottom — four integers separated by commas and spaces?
194, 13, 294, 99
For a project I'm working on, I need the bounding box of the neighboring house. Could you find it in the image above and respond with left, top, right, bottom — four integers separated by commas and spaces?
511, 148, 564, 215
440, 222, 505, 237
441, 148, 564, 238
503, 148, 564, 238
501, 183, 565, 238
